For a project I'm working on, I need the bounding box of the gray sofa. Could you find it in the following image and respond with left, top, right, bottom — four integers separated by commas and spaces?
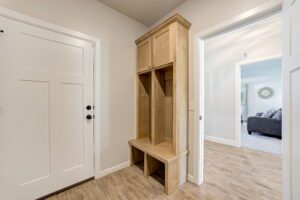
247, 112, 282, 139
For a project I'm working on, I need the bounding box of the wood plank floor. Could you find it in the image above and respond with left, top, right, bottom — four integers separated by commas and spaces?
46, 141, 282, 200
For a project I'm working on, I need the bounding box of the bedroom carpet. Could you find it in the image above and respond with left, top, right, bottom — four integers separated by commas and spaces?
241, 123, 282, 155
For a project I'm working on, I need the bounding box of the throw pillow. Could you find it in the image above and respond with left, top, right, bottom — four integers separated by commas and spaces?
272, 109, 282, 120
262, 108, 276, 118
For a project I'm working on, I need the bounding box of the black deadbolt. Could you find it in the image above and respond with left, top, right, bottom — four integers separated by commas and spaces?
86, 115, 92, 120
86, 105, 92, 110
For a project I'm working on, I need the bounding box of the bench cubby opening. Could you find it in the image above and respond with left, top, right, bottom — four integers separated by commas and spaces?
146, 155, 165, 186
131, 146, 145, 171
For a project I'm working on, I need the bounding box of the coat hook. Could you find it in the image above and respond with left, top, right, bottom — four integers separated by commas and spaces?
0, 30, 4, 33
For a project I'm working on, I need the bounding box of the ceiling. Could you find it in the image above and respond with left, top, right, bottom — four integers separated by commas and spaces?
98, 0, 186, 27
241, 58, 282, 84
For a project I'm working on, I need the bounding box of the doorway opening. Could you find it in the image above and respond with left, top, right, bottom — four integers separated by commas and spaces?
197, 9, 283, 200
237, 56, 282, 155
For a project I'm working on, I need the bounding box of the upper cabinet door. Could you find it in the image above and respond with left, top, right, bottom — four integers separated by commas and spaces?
137, 38, 152, 72
152, 25, 175, 67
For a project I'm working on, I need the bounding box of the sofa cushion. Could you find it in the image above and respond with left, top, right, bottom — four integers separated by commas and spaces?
262, 109, 276, 118
256, 112, 264, 117
272, 109, 282, 120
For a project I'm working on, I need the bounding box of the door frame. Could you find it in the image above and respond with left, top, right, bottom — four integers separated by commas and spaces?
193, 0, 283, 185
0, 6, 102, 178
235, 54, 282, 148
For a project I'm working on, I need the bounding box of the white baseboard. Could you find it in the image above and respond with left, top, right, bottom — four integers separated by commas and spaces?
98, 161, 130, 178
205, 135, 240, 147
188, 174, 203, 185
98, 163, 198, 186
188, 174, 195, 183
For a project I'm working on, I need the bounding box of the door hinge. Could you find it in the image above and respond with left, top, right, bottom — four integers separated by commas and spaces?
199, 115, 202, 120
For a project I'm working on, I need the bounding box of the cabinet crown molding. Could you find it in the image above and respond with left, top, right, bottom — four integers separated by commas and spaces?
135, 13, 191, 45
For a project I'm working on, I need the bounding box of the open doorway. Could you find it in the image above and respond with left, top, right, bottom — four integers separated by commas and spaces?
198, 11, 283, 199
237, 56, 282, 155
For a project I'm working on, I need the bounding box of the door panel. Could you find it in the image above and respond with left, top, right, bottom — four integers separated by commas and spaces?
18, 81, 51, 186
17, 33, 84, 76
0, 15, 94, 200
137, 38, 151, 72
60, 83, 84, 171
290, 68, 300, 200
152, 25, 175, 67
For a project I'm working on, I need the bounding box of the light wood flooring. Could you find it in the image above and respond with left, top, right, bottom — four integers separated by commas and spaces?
46, 141, 282, 200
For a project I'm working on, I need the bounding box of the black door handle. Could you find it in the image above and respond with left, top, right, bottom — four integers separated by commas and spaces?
86, 105, 92, 110
86, 115, 92, 120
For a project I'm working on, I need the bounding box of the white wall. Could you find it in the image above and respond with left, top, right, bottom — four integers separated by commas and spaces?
150, 0, 281, 180
241, 58, 282, 117
204, 14, 282, 141
247, 80, 282, 116
0, 0, 147, 173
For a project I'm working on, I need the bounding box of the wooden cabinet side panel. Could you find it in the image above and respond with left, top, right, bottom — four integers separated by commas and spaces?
165, 154, 187, 195
173, 23, 189, 154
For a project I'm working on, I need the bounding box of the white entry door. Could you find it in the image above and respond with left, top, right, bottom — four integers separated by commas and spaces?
0, 15, 94, 200
283, 0, 300, 199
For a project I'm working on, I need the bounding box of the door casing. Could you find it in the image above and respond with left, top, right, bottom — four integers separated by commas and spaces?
235, 55, 282, 148
282, 0, 300, 199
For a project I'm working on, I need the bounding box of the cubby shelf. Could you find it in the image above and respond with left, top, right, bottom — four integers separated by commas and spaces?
130, 13, 191, 195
